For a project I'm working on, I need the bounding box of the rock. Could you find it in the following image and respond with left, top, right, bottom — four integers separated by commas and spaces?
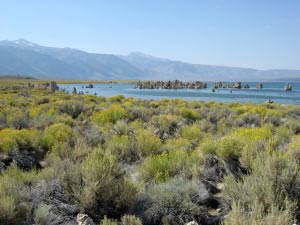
86, 83, 94, 88
233, 81, 241, 89
76, 214, 95, 225
8, 150, 40, 170
0, 161, 6, 174
194, 182, 211, 205
285, 83, 292, 91
202, 155, 246, 190
265, 99, 274, 104
186, 221, 198, 225
30, 180, 79, 225
256, 83, 263, 89
0, 150, 42, 171
202, 155, 229, 193
72, 87, 77, 94
50, 81, 59, 92
0, 161, 5, 173
135, 80, 207, 90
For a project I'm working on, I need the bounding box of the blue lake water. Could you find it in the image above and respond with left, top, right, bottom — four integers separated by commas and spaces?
59, 82, 300, 105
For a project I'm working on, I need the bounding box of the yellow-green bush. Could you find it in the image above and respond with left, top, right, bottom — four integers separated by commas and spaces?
105, 135, 137, 162
80, 148, 137, 218
150, 114, 180, 136
7, 110, 30, 129
140, 150, 202, 183
217, 136, 243, 160
92, 104, 128, 125
216, 127, 273, 161
0, 128, 39, 153
0, 169, 31, 224
136, 129, 162, 158
33, 204, 52, 225
181, 123, 201, 141
223, 153, 297, 225
100, 216, 118, 225
179, 108, 199, 121
224, 201, 293, 225
164, 138, 193, 152
285, 136, 300, 161
140, 177, 205, 225
121, 215, 143, 225
199, 135, 217, 155
41, 123, 73, 149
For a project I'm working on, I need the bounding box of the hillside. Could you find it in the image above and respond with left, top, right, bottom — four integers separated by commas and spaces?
0, 39, 299, 81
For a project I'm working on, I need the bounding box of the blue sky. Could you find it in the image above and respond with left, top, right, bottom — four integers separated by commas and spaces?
1, 0, 300, 69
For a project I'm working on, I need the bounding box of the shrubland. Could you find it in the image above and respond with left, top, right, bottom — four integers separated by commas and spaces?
0, 80, 300, 225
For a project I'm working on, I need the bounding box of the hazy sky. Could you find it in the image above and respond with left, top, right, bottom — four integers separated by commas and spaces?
1, 0, 300, 70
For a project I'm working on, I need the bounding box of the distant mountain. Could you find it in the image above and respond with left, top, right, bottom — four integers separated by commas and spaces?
0, 39, 143, 80
122, 52, 300, 81
0, 75, 37, 80
0, 39, 299, 81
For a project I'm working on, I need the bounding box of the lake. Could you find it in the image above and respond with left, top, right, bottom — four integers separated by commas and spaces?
58, 82, 300, 105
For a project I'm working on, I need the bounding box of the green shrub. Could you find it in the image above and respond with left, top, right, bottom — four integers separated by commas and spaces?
41, 123, 73, 149
223, 152, 298, 225
0, 195, 15, 222
139, 178, 205, 225
181, 123, 201, 141
164, 138, 193, 152
100, 216, 118, 225
224, 201, 293, 225
105, 135, 137, 162
112, 120, 134, 136
108, 95, 125, 103
80, 148, 137, 219
215, 127, 273, 161
199, 135, 217, 155
7, 110, 30, 129
33, 204, 50, 224
136, 129, 162, 158
121, 215, 143, 225
57, 100, 86, 118
179, 108, 199, 122
140, 150, 202, 183
92, 104, 128, 124
150, 114, 180, 138
286, 136, 300, 160
0, 128, 40, 153
0, 171, 30, 224
217, 136, 243, 160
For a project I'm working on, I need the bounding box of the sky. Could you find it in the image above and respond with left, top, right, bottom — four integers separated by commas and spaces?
0, 0, 300, 70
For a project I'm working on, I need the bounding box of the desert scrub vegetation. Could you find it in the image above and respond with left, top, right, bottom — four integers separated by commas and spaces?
1, 80, 300, 224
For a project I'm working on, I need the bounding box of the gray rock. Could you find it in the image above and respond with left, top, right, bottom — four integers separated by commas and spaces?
202, 155, 229, 194
0, 161, 5, 173
186, 221, 198, 225
30, 180, 79, 225
9, 150, 39, 170
76, 214, 95, 225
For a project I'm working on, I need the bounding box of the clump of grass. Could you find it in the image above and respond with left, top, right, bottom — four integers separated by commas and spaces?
0, 128, 40, 153
80, 148, 137, 219
121, 215, 143, 225
41, 123, 73, 149
140, 150, 202, 183
92, 104, 128, 125
223, 152, 298, 225
135, 129, 162, 158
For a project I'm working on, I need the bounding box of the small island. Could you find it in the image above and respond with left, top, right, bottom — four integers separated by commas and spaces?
135, 80, 207, 89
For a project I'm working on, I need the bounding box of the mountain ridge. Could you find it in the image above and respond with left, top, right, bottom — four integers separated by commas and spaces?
0, 39, 299, 81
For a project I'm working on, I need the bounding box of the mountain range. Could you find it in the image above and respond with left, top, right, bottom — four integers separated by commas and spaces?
0, 39, 299, 81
